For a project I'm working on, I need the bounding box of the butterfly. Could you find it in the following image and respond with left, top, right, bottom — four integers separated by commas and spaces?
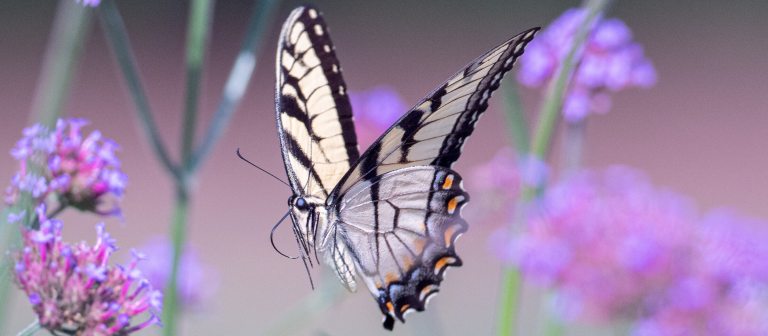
273, 5, 538, 330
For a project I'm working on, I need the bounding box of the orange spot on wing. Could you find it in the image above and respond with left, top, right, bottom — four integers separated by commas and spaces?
385, 272, 398, 284
444, 225, 457, 247
434, 256, 455, 274
447, 197, 459, 214
400, 304, 411, 314
412, 239, 427, 255
442, 174, 454, 189
386, 301, 394, 313
401, 255, 414, 270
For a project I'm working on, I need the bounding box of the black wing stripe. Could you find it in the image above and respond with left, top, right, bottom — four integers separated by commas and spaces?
330, 28, 539, 198
276, 6, 360, 198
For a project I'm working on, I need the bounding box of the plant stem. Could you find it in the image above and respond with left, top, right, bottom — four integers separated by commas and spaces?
502, 78, 530, 155
181, 0, 214, 167
16, 320, 40, 336
162, 182, 190, 336
189, 0, 279, 172
97, 0, 180, 180
29, 1, 92, 128
495, 0, 610, 335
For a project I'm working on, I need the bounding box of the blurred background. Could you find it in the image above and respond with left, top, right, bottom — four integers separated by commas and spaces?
1, 0, 767, 335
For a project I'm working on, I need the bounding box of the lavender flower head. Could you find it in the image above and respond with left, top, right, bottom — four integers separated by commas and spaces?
14, 204, 162, 335
77, 0, 101, 7
499, 167, 696, 322
633, 210, 768, 335
518, 8, 657, 122
349, 86, 407, 148
138, 236, 218, 310
465, 148, 521, 222
5, 118, 126, 217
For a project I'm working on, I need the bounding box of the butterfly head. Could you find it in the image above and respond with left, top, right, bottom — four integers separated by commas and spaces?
287, 194, 326, 249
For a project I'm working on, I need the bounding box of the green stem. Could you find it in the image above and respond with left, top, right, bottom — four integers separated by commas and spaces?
189, 0, 279, 172
495, 1, 610, 335
97, 0, 180, 180
16, 320, 40, 336
502, 78, 530, 155
162, 182, 190, 336
29, 1, 92, 127
181, 0, 214, 167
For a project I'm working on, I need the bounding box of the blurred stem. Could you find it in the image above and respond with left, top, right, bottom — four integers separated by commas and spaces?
29, 1, 92, 127
562, 120, 586, 176
189, 0, 279, 172
164, 1, 214, 335
162, 182, 190, 336
16, 320, 40, 336
97, 0, 180, 180
181, 0, 214, 167
495, 0, 610, 335
502, 78, 530, 155
262, 271, 346, 336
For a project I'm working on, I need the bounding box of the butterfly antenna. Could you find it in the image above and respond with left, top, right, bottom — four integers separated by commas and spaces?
301, 255, 316, 290
270, 210, 299, 259
236, 148, 290, 187
291, 220, 316, 290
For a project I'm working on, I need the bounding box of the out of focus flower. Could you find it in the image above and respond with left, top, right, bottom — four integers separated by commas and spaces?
77, 0, 101, 7
499, 166, 696, 322
633, 211, 768, 335
518, 8, 657, 122
5, 118, 126, 217
138, 236, 218, 311
465, 148, 521, 222
350, 86, 407, 148
14, 204, 162, 335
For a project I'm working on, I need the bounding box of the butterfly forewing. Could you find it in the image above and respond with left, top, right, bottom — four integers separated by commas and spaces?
276, 6, 359, 198
330, 28, 539, 199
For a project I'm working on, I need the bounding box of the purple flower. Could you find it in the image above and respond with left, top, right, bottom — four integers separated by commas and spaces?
465, 148, 521, 222
13, 204, 162, 335
5, 118, 126, 217
518, 9, 657, 122
500, 166, 697, 322
138, 236, 218, 311
349, 86, 407, 148
77, 0, 101, 7
633, 211, 768, 335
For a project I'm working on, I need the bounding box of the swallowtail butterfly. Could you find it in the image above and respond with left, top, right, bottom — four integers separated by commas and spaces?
273, 5, 537, 330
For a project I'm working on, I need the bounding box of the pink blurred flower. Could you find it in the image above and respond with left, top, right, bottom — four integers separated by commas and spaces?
465, 148, 521, 222
500, 166, 696, 322
633, 211, 768, 335
138, 236, 218, 311
77, 0, 101, 7
14, 204, 162, 335
349, 86, 407, 148
518, 9, 656, 122
5, 118, 126, 217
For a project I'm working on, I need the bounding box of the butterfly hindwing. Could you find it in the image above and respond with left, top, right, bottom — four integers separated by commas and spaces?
333, 166, 468, 329
276, 6, 359, 198
331, 28, 539, 198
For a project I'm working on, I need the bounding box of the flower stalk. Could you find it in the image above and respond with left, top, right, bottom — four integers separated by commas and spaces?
496, 0, 611, 335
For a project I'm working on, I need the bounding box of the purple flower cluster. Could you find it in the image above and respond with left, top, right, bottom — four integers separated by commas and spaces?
5, 118, 126, 217
465, 148, 521, 222
14, 205, 162, 335
77, 0, 101, 7
497, 167, 768, 333
518, 8, 657, 122
349, 86, 406, 148
138, 236, 218, 310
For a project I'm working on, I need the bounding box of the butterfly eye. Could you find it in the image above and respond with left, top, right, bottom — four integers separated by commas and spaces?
295, 197, 309, 210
